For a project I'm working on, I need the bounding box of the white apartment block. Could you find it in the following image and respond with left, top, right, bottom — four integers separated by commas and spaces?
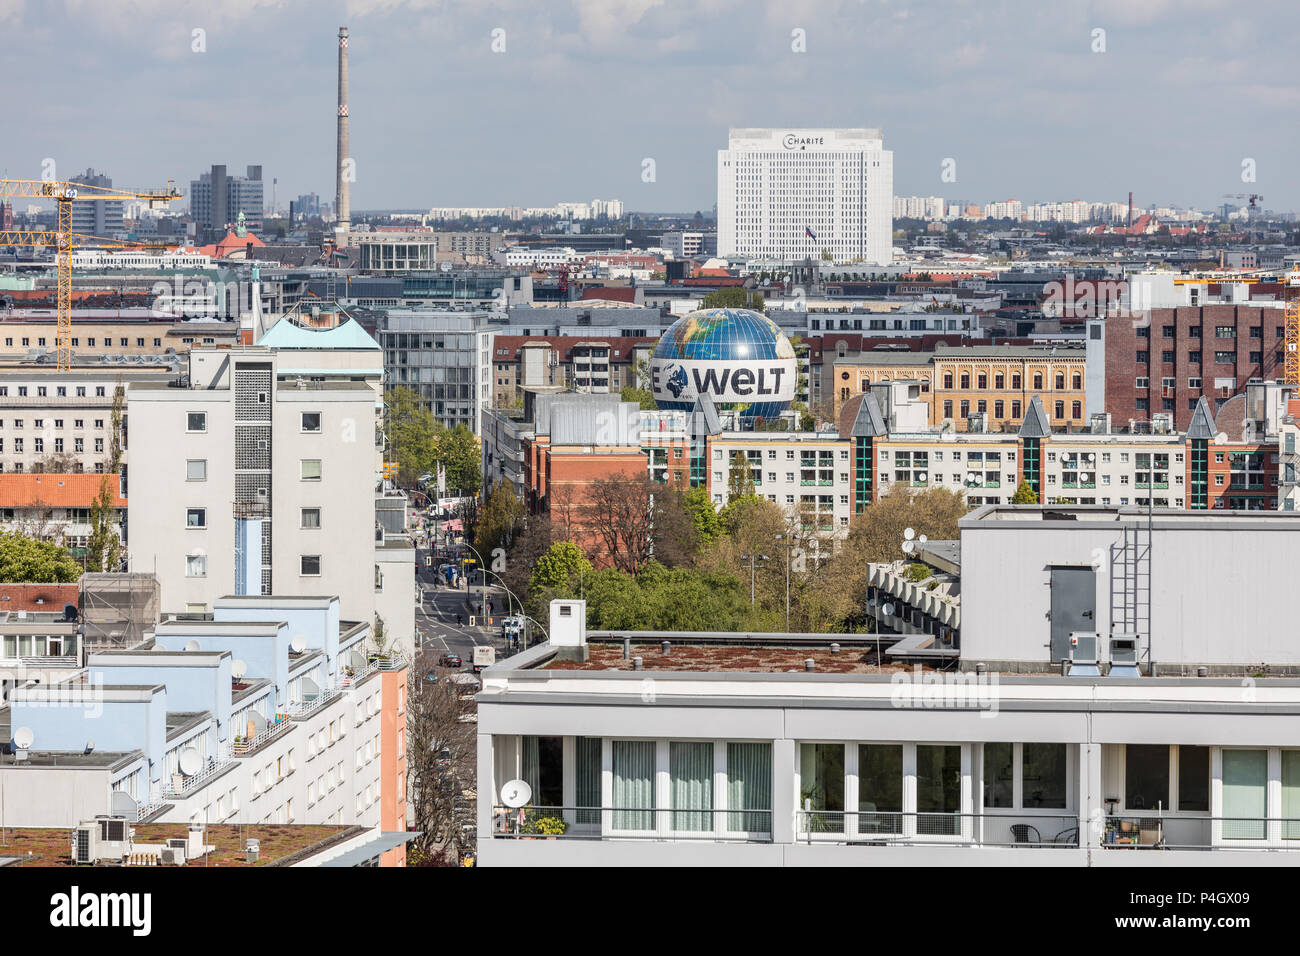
706, 433, 855, 534
0, 366, 176, 475
718, 128, 893, 266
126, 320, 415, 657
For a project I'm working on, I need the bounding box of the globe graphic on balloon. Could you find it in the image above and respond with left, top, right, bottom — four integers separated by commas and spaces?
650, 308, 797, 422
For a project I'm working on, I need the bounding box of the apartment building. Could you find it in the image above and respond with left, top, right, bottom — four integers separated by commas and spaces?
489, 335, 656, 406
0, 595, 408, 856
0, 363, 179, 476
1092, 275, 1290, 431
0, 316, 238, 360
0, 472, 126, 553
831, 343, 1089, 431
705, 432, 855, 533
125, 319, 415, 656
475, 505, 1300, 866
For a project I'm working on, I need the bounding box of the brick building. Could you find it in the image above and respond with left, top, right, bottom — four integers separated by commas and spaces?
1099, 290, 1289, 432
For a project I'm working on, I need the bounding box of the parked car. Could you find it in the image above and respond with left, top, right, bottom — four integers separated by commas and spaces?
439, 654, 463, 668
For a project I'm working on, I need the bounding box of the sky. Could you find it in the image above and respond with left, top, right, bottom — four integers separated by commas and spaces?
1, 0, 1297, 214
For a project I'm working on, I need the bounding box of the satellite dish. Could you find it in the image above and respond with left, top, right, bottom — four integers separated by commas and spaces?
882, 603, 895, 617
919, 534, 928, 544
231, 659, 247, 679
916, 472, 927, 482
440, 261, 452, 273
500, 779, 532, 809
290, 636, 306, 654
904, 528, 916, 541
85, 741, 95, 753
184, 639, 201, 652
12, 727, 33, 750
901, 540, 915, 554
179, 747, 201, 776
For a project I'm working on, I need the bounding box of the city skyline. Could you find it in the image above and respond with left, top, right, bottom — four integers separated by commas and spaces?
1, 0, 1296, 215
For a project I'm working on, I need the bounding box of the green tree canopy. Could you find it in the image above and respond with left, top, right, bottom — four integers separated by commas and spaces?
529, 541, 592, 595
1011, 479, 1039, 504
702, 287, 765, 311
386, 386, 441, 484
436, 424, 481, 495
681, 486, 723, 544
0, 530, 82, 583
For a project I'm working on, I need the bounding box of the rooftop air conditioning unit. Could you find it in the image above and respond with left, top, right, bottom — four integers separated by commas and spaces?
71, 824, 98, 864
1067, 632, 1101, 677
1108, 633, 1142, 678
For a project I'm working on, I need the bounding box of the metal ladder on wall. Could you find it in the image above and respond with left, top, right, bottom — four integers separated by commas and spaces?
1109, 523, 1151, 658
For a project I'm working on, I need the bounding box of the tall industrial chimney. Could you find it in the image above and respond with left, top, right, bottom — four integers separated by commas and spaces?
335, 26, 351, 238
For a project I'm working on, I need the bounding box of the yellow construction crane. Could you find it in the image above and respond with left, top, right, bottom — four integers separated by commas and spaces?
1170, 269, 1300, 386
0, 179, 180, 370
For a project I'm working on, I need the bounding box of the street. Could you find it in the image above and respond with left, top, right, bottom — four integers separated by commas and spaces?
414, 548, 518, 663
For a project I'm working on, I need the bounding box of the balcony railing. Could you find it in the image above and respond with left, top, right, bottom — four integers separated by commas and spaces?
491, 804, 773, 842
795, 811, 1079, 846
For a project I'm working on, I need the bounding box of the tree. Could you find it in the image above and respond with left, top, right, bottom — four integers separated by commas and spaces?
470, 481, 524, 559
840, 486, 968, 565
435, 424, 481, 495
529, 541, 592, 596
581, 473, 694, 575
85, 476, 123, 572
108, 383, 124, 472
727, 452, 755, 500
702, 287, 765, 311
0, 529, 81, 582
385, 386, 440, 484
1011, 479, 1039, 504
681, 486, 723, 544
407, 650, 477, 864
619, 384, 658, 410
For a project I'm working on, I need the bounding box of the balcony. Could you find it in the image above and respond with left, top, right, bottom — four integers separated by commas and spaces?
493, 805, 773, 842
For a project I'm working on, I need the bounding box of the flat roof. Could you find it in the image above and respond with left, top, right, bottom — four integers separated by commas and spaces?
542, 642, 905, 674
0, 824, 360, 867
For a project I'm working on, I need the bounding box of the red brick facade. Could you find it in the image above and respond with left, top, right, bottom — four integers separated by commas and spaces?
1105, 304, 1286, 431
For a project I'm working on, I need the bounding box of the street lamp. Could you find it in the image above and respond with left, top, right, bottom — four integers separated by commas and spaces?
739, 553, 769, 606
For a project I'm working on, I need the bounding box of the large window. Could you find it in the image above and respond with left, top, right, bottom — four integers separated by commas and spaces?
575, 737, 601, 825
858, 744, 903, 833
800, 743, 845, 832
186, 412, 206, 432
611, 740, 655, 830
727, 742, 771, 834
186, 508, 206, 529
670, 742, 713, 831
300, 555, 322, 576
1125, 744, 1207, 813
1178, 746, 1209, 812
301, 459, 322, 481
301, 508, 321, 529
1284, 751, 1300, 841
301, 411, 322, 433
1125, 744, 1169, 811
1222, 749, 1267, 840
186, 459, 207, 481
984, 742, 1014, 808
1022, 743, 1068, 809
916, 745, 962, 835
186, 554, 206, 577
521, 736, 563, 811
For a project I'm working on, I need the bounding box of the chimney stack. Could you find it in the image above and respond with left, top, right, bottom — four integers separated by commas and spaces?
335, 26, 351, 239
